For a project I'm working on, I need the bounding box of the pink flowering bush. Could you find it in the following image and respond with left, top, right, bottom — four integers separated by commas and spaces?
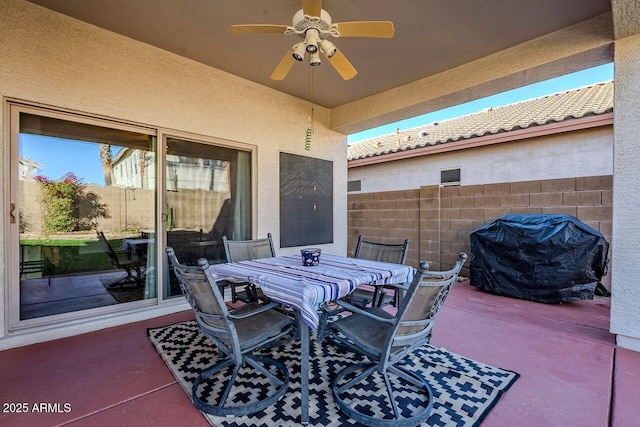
34, 173, 86, 233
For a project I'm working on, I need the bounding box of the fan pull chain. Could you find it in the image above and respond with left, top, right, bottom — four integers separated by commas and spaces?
305, 66, 315, 151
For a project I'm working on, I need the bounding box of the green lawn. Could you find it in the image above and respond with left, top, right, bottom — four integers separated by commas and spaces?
20, 238, 128, 275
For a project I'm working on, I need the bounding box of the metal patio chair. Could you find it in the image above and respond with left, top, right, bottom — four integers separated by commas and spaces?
97, 231, 145, 287
347, 236, 410, 308
222, 233, 276, 303
166, 247, 295, 417
323, 253, 467, 427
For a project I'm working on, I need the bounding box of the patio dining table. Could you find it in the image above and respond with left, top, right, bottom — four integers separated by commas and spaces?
209, 253, 415, 424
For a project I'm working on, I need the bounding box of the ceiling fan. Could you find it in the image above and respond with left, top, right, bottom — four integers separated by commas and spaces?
229, 0, 394, 81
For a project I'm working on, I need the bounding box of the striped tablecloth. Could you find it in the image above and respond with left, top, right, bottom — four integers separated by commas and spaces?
209, 253, 415, 329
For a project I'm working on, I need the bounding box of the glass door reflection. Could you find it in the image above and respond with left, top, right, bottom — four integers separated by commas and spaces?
164, 137, 252, 298
17, 112, 157, 320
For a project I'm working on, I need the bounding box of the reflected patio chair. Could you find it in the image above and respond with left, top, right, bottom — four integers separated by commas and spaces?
347, 236, 410, 308
323, 253, 467, 427
222, 233, 276, 303
166, 247, 295, 417
96, 231, 145, 287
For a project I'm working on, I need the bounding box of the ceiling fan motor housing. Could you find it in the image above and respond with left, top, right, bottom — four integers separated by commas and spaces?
292, 9, 332, 37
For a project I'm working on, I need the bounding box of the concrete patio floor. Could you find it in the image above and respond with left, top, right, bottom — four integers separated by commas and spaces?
0, 281, 638, 426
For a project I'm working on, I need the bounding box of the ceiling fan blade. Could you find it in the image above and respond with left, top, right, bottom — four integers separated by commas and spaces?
325, 49, 358, 80
302, 0, 322, 17
229, 24, 289, 35
271, 49, 297, 80
334, 21, 395, 38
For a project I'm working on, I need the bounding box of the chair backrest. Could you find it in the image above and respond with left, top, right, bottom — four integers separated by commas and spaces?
381, 252, 467, 366
222, 233, 276, 263
166, 247, 241, 361
96, 231, 120, 268
354, 235, 409, 265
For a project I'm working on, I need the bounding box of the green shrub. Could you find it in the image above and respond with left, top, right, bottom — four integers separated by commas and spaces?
35, 173, 85, 233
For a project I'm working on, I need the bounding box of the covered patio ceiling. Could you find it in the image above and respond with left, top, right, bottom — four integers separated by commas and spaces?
26, 0, 615, 134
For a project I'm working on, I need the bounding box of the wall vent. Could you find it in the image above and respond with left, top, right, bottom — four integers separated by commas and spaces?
440, 168, 461, 186
347, 180, 362, 192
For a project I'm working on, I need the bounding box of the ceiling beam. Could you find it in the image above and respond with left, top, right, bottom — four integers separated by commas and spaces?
330, 13, 614, 135
611, 0, 640, 39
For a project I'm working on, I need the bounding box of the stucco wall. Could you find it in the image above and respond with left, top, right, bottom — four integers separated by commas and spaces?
348, 126, 613, 193
0, 0, 348, 348
611, 32, 640, 351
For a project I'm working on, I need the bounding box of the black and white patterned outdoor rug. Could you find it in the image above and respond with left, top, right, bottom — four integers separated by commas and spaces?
148, 321, 518, 426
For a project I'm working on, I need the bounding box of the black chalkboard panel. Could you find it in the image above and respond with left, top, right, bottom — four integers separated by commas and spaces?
280, 153, 333, 247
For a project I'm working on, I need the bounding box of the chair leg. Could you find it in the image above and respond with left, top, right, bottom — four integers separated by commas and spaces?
124, 268, 134, 283
392, 288, 400, 307
218, 364, 241, 408
246, 284, 259, 302
104, 270, 135, 289
375, 287, 386, 307
191, 355, 290, 417
317, 307, 330, 341
231, 283, 238, 303
374, 286, 397, 307
332, 362, 434, 427
372, 286, 382, 307
382, 370, 401, 419
317, 303, 347, 342
135, 265, 144, 285
229, 282, 258, 303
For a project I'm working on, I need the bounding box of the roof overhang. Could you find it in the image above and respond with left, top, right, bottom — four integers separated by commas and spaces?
348, 113, 613, 168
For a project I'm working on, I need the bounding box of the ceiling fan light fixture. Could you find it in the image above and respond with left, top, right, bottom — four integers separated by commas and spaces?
292, 42, 306, 61
305, 29, 319, 52
309, 50, 321, 66
232, 5, 393, 81
319, 39, 337, 58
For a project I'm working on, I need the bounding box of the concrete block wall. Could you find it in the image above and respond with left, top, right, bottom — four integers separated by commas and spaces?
348, 175, 613, 288
19, 180, 230, 237
347, 189, 421, 267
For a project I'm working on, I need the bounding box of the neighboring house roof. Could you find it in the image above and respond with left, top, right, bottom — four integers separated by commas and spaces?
347, 80, 613, 161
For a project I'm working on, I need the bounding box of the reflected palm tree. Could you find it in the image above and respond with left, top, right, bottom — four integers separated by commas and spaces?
99, 143, 112, 186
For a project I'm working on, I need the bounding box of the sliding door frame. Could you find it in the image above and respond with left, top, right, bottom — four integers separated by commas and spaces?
4, 100, 256, 333
156, 129, 257, 299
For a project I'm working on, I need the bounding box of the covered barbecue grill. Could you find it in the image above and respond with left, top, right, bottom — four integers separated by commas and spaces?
470, 213, 609, 303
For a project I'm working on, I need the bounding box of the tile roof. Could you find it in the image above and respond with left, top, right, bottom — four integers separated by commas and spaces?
347, 80, 613, 161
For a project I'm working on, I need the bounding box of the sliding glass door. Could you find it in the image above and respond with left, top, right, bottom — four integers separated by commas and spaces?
164, 136, 252, 298
11, 107, 157, 323
7, 103, 255, 330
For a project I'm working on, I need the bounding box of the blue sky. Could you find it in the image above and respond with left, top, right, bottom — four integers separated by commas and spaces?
347, 63, 614, 144
20, 135, 121, 186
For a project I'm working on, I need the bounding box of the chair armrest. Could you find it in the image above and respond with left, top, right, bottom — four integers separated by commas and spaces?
228, 301, 281, 319
112, 248, 130, 257
197, 312, 224, 327
423, 272, 448, 279
114, 248, 145, 261
224, 276, 249, 284
378, 282, 409, 291
334, 299, 396, 323
318, 302, 349, 326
